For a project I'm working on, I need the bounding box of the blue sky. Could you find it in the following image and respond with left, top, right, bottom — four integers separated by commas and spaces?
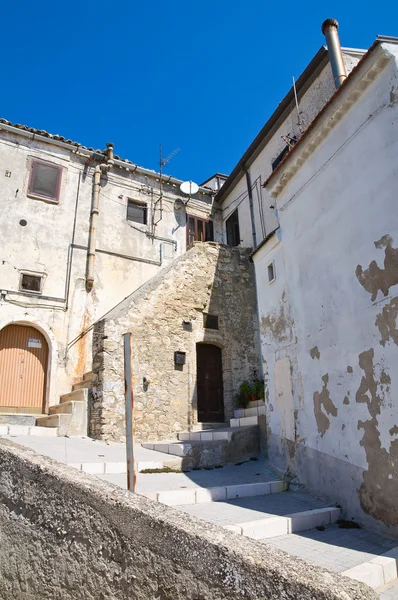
1, 1, 396, 183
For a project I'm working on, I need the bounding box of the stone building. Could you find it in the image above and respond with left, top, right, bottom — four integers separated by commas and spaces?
0, 120, 218, 417
91, 242, 260, 443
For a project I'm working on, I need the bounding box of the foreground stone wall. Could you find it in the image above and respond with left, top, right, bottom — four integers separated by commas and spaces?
91, 242, 261, 442
0, 440, 375, 600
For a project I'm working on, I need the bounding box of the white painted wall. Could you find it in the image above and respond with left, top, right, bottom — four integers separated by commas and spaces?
254, 43, 398, 534
220, 51, 362, 249
0, 129, 216, 405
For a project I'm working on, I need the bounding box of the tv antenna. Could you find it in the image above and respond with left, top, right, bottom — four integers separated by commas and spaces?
159, 144, 180, 198
292, 76, 304, 133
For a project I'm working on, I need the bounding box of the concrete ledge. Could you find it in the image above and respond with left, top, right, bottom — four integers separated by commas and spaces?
342, 546, 398, 589
0, 439, 375, 600
3, 425, 58, 437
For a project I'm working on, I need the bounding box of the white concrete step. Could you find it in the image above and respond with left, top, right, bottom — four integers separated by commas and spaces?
234, 405, 266, 419
178, 429, 232, 442
0, 424, 58, 436
59, 389, 87, 404
224, 506, 340, 540
83, 371, 92, 382
230, 415, 259, 427
191, 422, 226, 431
247, 400, 264, 408
143, 480, 288, 506
72, 380, 90, 391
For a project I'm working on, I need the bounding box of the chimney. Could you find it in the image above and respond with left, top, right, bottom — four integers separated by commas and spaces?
322, 19, 347, 89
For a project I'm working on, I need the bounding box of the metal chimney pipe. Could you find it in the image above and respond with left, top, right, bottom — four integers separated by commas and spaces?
322, 19, 347, 89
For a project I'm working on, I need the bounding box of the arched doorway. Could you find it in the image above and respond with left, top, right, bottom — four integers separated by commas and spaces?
0, 324, 49, 413
196, 343, 224, 423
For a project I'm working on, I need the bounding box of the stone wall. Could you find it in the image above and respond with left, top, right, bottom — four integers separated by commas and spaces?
91, 242, 261, 442
0, 440, 375, 600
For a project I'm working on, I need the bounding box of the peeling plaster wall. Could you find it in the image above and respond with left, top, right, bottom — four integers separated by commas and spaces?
220, 52, 362, 249
91, 243, 260, 442
0, 131, 216, 406
254, 46, 398, 536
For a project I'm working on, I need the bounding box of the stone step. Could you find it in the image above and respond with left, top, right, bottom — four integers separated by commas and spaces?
142, 480, 288, 506
230, 416, 259, 427
224, 506, 341, 540
83, 371, 93, 382
143, 425, 260, 470
60, 389, 87, 404
247, 400, 264, 408
0, 413, 46, 426
178, 428, 235, 442
191, 423, 226, 431
36, 414, 71, 436
49, 401, 83, 415
0, 424, 58, 436
72, 380, 91, 391
234, 405, 266, 419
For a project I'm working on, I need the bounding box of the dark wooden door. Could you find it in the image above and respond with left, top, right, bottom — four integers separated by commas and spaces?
196, 344, 224, 423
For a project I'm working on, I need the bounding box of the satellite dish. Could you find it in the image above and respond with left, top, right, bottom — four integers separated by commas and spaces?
180, 180, 199, 196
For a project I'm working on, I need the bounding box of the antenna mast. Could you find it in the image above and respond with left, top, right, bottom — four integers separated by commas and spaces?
292, 76, 303, 133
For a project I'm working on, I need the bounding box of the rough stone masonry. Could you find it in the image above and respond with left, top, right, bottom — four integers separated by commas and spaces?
0, 439, 376, 599
91, 242, 261, 443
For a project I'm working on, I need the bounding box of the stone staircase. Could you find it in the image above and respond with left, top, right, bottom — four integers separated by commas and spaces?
35, 372, 91, 436
142, 400, 265, 470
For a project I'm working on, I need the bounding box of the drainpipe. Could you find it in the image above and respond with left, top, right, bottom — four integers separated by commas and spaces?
244, 169, 257, 249
322, 19, 347, 89
86, 142, 114, 291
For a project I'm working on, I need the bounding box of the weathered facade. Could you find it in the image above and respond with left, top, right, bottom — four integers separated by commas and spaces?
0, 120, 218, 414
255, 38, 398, 535
91, 242, 260, 442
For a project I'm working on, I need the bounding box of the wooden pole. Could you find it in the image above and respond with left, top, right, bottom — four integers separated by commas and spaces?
123, 332, 136, 492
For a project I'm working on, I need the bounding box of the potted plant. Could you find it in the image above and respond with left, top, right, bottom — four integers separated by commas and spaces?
252, 378, 265, 402
235, 380, 253, 409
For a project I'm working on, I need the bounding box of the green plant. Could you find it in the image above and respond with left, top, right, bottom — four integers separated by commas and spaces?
235, 380, 253, 408
253, 378, 265, 401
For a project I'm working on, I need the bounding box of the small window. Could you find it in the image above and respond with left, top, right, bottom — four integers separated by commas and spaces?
127, 199, 147, 225
268, 262, 275, 283
186, 216, 213, 246
20, 274, 42, 293
226, 209, 240, 247
28, 160, 62, 202
203, 314, 219, 330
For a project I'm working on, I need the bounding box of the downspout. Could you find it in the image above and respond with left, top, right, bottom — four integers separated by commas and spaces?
244, 168, 257, 249
86, 142, 114, 291
322, 19, 347, 89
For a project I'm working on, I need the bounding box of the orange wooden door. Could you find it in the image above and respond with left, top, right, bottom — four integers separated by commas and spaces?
0, 325, 48, 413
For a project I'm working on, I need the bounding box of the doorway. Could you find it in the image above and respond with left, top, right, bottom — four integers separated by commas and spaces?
0, 324, 49, 413
196, 343, 224, 423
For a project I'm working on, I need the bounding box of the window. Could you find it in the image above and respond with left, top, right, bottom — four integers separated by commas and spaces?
268, 262, 275, 283
127, 199, 147, 225
20, 274, 42, 293
186, 216, 213, 246
28, 160, 62, 202
203, 314, 219, 330
226, 209, 240, 247
272, 137, 297, 171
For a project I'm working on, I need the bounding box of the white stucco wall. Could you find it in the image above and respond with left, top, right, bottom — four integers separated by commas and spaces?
220, 51, 362, 249
0, 130, 216, 405
254, 43, 398, 534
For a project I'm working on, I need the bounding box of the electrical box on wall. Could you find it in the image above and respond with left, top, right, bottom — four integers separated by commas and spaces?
174, 351, 186, 365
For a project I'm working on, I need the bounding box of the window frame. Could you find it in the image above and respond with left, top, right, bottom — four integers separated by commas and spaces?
186, 215, 213, 247
203, 313, 219, 330
267, 261, 276, 284
27, 159, 62, 204
126, 198, 148, 226
19, 272, 43, 295
225, 209, 240, 247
